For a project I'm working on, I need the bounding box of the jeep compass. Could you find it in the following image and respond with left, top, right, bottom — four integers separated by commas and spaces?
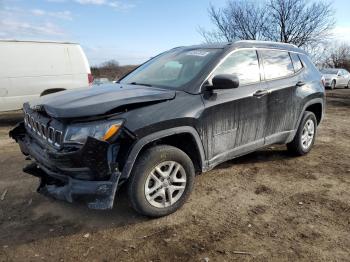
10, 41, 325, 217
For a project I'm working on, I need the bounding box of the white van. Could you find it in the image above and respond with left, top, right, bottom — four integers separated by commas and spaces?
0, 40, 93, 112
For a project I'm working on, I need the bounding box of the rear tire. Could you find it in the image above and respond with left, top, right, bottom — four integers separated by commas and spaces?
287, 111, 317, 156
127, 145, 195, 217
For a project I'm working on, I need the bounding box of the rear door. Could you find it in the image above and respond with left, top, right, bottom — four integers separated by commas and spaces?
259, 49, 301, 144
200, 49, 268, 164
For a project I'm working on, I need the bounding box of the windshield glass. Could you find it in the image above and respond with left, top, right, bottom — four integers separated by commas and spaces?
120, 48, 221, 90
321, 68, 339, 74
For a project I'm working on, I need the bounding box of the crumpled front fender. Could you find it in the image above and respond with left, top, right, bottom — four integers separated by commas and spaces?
9, 122, 122, 210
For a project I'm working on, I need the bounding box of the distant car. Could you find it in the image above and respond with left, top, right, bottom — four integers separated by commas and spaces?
93, 78, 112, 86
320, 68, 350, 90
0, 40, 93, 112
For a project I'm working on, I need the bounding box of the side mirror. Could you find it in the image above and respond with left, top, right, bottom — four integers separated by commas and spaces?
210, 74, 239, 90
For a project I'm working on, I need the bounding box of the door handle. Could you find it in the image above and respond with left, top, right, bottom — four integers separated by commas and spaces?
253, 89, 269, 98
296, 81, 305, 87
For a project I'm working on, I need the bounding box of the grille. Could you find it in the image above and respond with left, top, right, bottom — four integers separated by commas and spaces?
24, 112, 63, 147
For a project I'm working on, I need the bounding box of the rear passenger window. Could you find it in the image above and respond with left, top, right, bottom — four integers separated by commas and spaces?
290, 53, 303, 72
212, 50, 260, 85
261, 50, 294, 80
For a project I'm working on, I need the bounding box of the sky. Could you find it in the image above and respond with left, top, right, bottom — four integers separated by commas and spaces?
1, 0, 350, 65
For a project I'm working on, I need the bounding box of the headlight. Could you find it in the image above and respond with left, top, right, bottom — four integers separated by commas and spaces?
64, 119, 124, 144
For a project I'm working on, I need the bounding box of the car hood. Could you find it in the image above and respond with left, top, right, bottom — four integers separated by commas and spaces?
29, 84, 176, 119
323, 74, 336, 79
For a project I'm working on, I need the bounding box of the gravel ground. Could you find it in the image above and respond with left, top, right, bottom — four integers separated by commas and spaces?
0, 89, 349, 262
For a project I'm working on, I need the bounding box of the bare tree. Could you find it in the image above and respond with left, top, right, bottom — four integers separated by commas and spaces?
100, 59, 120, 70
267, 0, 335, 47
200, 0, 335, 48
199, 2, 268, 42
321, 43, 350, 70
91, 60, 137, 81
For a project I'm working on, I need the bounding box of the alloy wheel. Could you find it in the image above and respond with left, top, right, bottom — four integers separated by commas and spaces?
301, 119, 315, 150
144, 161, 187, 208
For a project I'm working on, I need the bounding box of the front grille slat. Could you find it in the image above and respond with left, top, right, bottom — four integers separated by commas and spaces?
30, 117, 35, 130
41, 124, 47, 139
55, 131, 62, 146
23, 110, 63, 148
48, 127, 55, 143
35, 121, 41, 136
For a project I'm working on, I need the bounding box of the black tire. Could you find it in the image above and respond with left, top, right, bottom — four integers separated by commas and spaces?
346, 80, 350, 89
127, 145, 195, 217
287, 111, 317, 156
330, 80, 336, 90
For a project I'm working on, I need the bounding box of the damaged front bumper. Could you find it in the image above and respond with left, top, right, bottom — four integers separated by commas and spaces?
9, 122, 121, 210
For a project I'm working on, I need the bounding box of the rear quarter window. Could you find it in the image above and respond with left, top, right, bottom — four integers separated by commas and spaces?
290, 53, 304, 72
299, 54, 320, 76
260, 50, 294, 80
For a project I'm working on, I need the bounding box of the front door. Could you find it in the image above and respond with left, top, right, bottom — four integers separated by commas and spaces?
198, 49, 268, 166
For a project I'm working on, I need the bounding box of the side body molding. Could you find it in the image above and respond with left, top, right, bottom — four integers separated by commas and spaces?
120, 126, 208, 179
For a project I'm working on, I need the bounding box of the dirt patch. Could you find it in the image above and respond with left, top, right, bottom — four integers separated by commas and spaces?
0, 89, 349, 261
254, 185, 273, 195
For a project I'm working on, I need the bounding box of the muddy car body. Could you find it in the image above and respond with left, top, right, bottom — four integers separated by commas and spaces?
10, 41, 325, 216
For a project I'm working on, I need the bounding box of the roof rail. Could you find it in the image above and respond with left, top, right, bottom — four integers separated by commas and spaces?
234, 40, 298, 48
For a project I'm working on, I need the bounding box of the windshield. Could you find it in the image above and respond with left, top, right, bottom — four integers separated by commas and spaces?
321, 68, 339, 74
120, 48, 221, 90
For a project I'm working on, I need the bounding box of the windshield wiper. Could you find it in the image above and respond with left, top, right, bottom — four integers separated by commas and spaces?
128, 82, 153, 87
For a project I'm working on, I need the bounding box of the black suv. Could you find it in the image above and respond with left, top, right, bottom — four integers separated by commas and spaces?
10, 41, 325, 217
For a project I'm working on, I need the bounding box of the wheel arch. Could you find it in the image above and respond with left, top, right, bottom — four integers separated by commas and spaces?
298, 98, 324, 126
120, 126, 207, 180
40, 88, 66, 96
287, 98, 324, 143
305, 102, 323, 125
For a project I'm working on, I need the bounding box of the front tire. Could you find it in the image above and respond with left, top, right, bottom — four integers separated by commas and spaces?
346, 80, 350, 89
330, 80, 336, 90
287, 111, 317, 156
127, 145, 195, 217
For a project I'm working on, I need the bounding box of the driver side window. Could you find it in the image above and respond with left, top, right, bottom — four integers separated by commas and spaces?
211, 49, 261, 86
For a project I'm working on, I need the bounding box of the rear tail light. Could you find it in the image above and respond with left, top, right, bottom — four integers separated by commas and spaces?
88, 73, 94, 86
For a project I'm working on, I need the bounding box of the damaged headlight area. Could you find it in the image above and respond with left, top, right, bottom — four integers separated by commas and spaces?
9, 121, 125, 210
64, 119, 124, 145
